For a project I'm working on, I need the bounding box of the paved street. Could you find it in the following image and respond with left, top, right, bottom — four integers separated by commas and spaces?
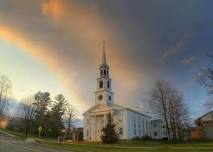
0, 132, 72, 152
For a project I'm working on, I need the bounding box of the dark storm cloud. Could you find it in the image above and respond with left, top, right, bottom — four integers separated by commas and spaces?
0, 0, 213, 116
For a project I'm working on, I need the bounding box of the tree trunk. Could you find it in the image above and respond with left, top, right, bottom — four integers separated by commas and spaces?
25, 120, 29, 137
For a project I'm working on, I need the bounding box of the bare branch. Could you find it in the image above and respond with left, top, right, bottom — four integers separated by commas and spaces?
0, 75, 12, 117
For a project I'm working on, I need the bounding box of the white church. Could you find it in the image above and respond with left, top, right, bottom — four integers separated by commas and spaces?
83, 43, 166, 141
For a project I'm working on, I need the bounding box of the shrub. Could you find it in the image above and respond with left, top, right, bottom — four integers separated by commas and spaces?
101, 112, 119, 144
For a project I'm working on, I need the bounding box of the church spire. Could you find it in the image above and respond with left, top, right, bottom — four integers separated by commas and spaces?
95, 41, 113, 105
102, 40, 107, 65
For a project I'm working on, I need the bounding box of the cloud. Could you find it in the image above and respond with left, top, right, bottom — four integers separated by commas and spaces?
161, 34, 190, 62
181, 57, 194, 65
0, 0, 145, 113
0, 25, 87, 110
0, 0, 211, 117
41, 0, 64, 21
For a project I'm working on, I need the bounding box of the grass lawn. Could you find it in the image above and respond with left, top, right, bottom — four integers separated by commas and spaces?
2, 129, 213, 152
36, 139, 213, 152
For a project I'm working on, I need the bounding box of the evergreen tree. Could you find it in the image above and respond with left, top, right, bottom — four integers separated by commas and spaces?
101, 112, 119, 143
49, 94, 67, 136
33, 91, 51, 135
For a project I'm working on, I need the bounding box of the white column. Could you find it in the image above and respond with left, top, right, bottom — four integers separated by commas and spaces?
91, 116, 94, 140
89, 116, 92, 139
104, 113, 107, 125
94, 115, 96, 140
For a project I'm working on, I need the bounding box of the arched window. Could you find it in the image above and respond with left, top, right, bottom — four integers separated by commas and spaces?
104, 70, 106, 75
99, 81, 103, 88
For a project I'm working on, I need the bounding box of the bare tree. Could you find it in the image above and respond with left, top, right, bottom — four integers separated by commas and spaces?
0, 75, 12, 117
63, 103, 78, 138
20, 96, 36, 137
150, 80, 190, 141
198, 54, 213, 109
174, 97, 190, 140
168, 89, 189, 140
150, 80, 171, 140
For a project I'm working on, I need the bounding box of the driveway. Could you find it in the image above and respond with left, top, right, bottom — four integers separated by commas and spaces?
0, 132, 72, 152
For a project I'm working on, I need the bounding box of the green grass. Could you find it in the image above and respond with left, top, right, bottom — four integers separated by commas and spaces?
35, 139, 213, 152
1, 129, 213, 152
0, 128, 24, 136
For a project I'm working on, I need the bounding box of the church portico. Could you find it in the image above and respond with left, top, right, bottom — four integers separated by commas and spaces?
85, 112, 109, 141
94, 114, 105, 141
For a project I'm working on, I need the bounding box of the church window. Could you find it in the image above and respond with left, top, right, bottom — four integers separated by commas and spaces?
142, 119, 144, 129
134, 118, 136, 128
108, 95, 111, 101
107, 81, 110, 89
138, 119, 141, 128
146, 120, 148, 130
104, 69, 106, 75
154, 132, 157, 137
99, 81, 103, 88
119, 128, 123, 135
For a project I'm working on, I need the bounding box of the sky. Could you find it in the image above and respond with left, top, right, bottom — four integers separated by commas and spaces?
0, 0, 213, 119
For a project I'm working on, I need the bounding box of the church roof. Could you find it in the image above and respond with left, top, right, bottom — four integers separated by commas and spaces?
195, 111, 213, 123
83, 103, 152, 118
122, 105, 152, 118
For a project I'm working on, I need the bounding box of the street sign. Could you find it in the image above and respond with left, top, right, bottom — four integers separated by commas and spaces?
38, 126, 42, 138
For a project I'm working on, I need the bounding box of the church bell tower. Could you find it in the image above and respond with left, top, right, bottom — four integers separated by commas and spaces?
95, 41, 114, 105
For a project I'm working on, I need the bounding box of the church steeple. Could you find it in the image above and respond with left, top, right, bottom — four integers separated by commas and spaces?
95, 41, 114, 105
102, 40, 107, 65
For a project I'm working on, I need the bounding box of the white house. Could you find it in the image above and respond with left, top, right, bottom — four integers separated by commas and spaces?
83, 42, 164, 141
150, 119, 167, 139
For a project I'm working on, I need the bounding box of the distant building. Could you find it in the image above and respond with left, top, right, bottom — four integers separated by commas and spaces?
83, 42, 165, 141
191, 111, 213, 140
69, 127, 83, 142
0, 116, 8, 129
150, 119, 167, 139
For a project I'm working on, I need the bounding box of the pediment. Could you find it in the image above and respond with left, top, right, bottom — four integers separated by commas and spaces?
83, 104, 112, 115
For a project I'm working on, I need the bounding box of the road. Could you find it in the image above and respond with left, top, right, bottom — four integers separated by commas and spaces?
0, 132, 72, 152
